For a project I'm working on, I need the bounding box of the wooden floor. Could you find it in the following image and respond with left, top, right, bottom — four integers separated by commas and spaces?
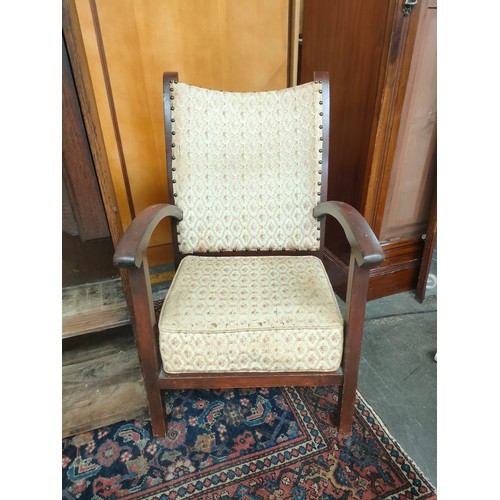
62, 267, 174, 438
62, 326, 148, 437
62, 278, 130, 339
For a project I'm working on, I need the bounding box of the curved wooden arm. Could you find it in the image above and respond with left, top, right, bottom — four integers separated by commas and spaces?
113, 204, 183, 268
313, 201, 384, 268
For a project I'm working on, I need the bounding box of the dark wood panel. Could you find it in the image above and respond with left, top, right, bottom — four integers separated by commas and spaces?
368, 265, 420, 300
300, 0, 433, 300
159, 370, 343, 390
323, 236, 424, 301
299, 0, 399, 294
361, 1, 423, 234
62, 179, 79, 237
300, 0, 390, 213
63, 36, 109, 241
62, 232, 117, 287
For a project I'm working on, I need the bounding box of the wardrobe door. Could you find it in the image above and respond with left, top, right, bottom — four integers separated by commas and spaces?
300, 0, 437, 299
73, 0, 291, 265
379, 0, 437, 242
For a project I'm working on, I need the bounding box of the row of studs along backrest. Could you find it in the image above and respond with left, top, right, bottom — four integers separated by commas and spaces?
167, 79, 326, 252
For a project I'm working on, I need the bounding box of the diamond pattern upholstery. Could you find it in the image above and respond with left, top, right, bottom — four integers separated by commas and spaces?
169, 81, 324, 253
159, 255, 343, 373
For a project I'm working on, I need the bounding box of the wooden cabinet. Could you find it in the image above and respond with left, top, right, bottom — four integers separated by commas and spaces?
300, 0, 437, 299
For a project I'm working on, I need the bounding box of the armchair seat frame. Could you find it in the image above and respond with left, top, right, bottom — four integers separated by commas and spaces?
114, 72, 384, 438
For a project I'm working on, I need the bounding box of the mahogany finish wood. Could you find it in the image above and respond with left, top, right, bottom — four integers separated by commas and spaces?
314, 201, 384, 268
159, 370, 344, 391
362, 2, 420, 233
416, 188, 437, 303
126, 262, 166, 438
338, 256, 371, 433
163, 72, 182, 269
300, 0, 436, 299
114, 72, 383, 438
300, 0, 390, 211
113, 204, 183, 268
373, 0, 436, 239
323, 237, 424, 301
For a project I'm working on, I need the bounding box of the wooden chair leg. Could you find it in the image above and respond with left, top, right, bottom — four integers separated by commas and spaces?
127, 262, 167, 439
336, 256, 370, 436
337, 378, 357, 435
146, 385, 167, 438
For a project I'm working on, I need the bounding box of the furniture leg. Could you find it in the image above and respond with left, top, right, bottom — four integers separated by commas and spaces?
145, 385, 167, 438
336, 255, 370, 435
127, 262, 167, 438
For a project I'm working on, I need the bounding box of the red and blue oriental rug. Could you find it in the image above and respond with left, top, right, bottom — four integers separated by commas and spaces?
62, 386, 436, 499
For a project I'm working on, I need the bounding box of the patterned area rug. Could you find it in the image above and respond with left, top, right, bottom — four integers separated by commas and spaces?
62, 386, 436, 499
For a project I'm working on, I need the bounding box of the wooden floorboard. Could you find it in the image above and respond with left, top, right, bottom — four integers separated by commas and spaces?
62, 327, 148, 437
62, 278, 130, 338
62, 269, 174, 436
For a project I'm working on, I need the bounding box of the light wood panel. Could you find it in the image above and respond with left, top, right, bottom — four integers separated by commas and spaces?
380, 0, 437, 241
74, 0, 290, 265
289, 0, 301, 86
62, 278, 130, 338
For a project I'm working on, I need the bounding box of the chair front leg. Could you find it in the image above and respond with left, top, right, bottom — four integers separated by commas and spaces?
127, 261, 167, 438
337, 254, 370, 435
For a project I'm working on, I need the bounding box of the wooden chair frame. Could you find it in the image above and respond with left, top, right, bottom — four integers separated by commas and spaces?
114, 71, 384, 438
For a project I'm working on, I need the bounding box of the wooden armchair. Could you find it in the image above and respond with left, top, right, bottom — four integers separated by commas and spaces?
114, 71, 384, 438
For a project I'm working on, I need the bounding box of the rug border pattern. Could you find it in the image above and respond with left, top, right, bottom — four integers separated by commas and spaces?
355, 390, 436, 495
136, 387, 327, 500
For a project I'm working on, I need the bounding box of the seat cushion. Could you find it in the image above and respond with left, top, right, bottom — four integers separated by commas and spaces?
158, 255, 343, 373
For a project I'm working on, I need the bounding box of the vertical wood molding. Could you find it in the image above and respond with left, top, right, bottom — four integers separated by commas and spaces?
415, 185, 437, 303
288, 0, 301, 86
88, 0, 136, 219
361, 0, 422, 234
379, 0, 436, 241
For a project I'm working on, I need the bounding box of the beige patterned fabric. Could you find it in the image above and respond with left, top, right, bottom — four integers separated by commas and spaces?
169, 81, 324, 253
159, 256, 344, 373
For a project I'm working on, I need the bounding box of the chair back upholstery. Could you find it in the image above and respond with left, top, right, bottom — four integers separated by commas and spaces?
165, 78, 327, 253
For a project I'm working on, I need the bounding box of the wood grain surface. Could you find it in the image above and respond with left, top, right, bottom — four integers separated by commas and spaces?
62, 278, 130, 338
74, 0, 290, 266
62, 328, 148, 437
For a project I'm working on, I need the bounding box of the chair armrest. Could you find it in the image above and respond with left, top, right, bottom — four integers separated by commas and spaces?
113, 204, 183, 268
313, 201, 384, 268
